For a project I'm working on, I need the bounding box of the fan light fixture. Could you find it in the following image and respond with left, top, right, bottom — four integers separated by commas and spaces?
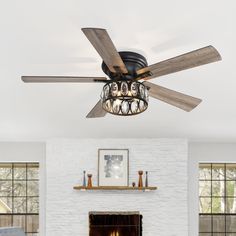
101, 80, 149, 116
21, 28, 222, 118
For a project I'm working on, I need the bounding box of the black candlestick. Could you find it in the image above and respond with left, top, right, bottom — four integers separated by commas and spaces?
145, 171, 148, 187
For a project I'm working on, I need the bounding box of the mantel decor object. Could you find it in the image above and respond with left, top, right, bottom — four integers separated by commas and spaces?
87, 174, 93, 188
145, 171, 148, 187
98, 149, 129, 186
83, 170, 86, 187
138, 171, 143, 188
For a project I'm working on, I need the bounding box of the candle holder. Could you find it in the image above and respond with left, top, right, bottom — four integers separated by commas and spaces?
87, 174, 93, 188
83, 170, 86, 187
145, 171, 148, 187
138, 171, 143, 187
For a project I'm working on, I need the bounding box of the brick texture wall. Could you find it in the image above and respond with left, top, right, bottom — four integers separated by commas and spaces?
46, 139, 188, 236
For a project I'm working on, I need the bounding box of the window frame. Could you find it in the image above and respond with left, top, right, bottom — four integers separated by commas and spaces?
0, 162, 39, 235
199, 163, 236, 235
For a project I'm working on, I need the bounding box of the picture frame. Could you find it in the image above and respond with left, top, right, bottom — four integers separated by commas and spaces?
98, 149, 129, 187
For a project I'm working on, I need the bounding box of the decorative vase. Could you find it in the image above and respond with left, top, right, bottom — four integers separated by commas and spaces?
138, 171, 143, 187
83, 170, 86, 187
87, 174, 92, 188
132, 182, 136, 187
145, 171, 148, 187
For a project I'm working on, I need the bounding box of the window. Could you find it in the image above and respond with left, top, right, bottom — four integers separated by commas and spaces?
199, 163, 236, 236
0, 163, 39, 236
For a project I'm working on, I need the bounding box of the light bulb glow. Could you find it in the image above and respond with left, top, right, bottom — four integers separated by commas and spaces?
101, 80, 148, 116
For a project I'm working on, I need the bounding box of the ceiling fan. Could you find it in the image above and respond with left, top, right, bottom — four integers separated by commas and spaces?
21, 28, 222, 118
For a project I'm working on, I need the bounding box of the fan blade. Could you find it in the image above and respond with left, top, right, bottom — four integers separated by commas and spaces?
21, 76, 107, 83
144, 81, 202, 112
86, 100, 107, 118
81, 28, 128, 74
138, 46, 221, 80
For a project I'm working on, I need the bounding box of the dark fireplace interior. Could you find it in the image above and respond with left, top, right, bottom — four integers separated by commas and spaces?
89, 211, 142, 236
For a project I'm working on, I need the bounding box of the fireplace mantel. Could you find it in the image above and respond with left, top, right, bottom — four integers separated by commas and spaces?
73, 186, 157, 191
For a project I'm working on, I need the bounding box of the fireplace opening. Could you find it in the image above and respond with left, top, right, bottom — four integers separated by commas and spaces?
89, 211, 142, 236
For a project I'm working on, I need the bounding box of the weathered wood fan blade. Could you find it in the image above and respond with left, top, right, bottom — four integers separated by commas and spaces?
81, 28, 128, 74
144, 81, 202, 112
138, 46, 221, 80
21, 76, 107, 83
86, 100, 107, 118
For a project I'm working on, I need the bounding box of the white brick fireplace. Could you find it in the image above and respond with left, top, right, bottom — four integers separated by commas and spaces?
46, 139, 188, 236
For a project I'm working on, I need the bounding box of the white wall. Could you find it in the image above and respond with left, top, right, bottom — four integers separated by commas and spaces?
0, 142, 46, 236
2, 141, 234, 236
46, 139, 188, 236
188, 142, 236, 236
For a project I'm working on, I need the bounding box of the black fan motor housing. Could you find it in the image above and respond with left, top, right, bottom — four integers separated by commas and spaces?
101, 51, 148, 80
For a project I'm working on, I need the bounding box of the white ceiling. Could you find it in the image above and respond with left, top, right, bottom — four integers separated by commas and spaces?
0, 0, 235, 141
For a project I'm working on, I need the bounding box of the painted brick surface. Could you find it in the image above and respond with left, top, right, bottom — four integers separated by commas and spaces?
46, 139, 188, 236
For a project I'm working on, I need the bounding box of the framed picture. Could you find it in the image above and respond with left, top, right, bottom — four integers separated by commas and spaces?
98, 149, 129, 186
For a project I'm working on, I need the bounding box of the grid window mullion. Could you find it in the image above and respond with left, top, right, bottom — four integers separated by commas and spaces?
0, 162, 39, 235
26, 163, 28, 233
211, 163, 213, 236
199, 163, 236, 236
12, 163, 14, 226
224, 164, 226, 236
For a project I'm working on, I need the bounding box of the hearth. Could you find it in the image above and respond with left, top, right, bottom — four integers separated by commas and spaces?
89, 211, 142, 236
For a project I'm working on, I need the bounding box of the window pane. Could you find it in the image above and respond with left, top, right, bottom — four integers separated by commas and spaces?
27, 164, 39, 180
226, 215, 236, 232
13, 181, 26, 196
212, 197, 225, 213
226, 198, 236, 213
0, 164, 12, 180
212, 181, 225, 197
27, 181, 39, 196
199, 215, 211, 232
212, 164, 225, 180
0, 197, 12, 213
213, 215, 225, 232
0, 162, 39, 236
27, 215, 39, 232
0, 181, 12, 196
199, 197, 211, 213
27, 197, 39, 213
226, 181, 236, 197
226, 164, 236, 180
199, 164, 211, 180
13, 215, 26, 232
199, 181, 211, 196
14, 164, 26, 179
0, 215, 12, 227
199, 163, 236, 235
13, 197, 26, 213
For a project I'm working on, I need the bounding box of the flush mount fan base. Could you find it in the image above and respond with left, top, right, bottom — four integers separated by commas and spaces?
101, 51, 148, 80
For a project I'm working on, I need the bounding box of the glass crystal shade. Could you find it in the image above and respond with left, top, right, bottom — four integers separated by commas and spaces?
101, 80, 149, 116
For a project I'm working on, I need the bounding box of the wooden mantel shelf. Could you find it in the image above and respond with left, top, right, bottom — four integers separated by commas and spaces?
73, 186, 157, 191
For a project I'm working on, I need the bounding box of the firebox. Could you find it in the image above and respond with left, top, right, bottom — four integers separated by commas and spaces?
89, 211, 142, 236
